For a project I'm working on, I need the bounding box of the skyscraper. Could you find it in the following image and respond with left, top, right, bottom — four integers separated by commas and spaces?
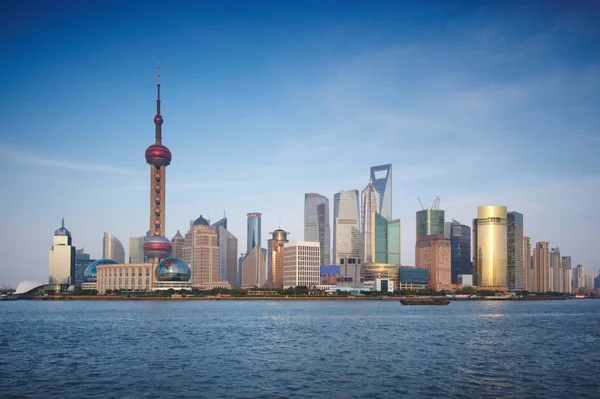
304, 193, 330, 266
369, 213, 401, 265
268, 229, 289, 289
550, 248, 561, 292
473, 206, 508, 289
282, 241, 321, 289
333, 189, 361, 266
103, 233, 125, 264
416, 209, 445, 242
450, 220, 471, 284
523, 236, 531, 292
416, 234, 451, 291
533, 242, 550, 292
387, 219, 401, 265
48, 218, 76, 285
171, 230, 185, 259
562, 256, 572, 293
507, 212, 524, 291
75, 248, 93, 286
128, 237, 145, 264
370, 164, 392, 220
246, 212, 262, 255
361, 179, 380, 264
143, 66, 173, 264
211, 217, 239, 286
185, 216, 220, 286
241, 246, 267, 288
574, 265, 585, 289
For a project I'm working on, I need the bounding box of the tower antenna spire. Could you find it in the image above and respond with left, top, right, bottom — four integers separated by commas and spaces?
154, 61, 163, 144
61, 217, 64, 228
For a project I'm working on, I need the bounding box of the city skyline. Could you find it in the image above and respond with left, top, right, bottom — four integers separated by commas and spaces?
1, 1, 599, 286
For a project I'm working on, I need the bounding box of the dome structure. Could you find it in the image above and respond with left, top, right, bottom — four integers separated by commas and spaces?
193, 215, 210, 226
143, 236, 172, 259
54, 218, 71, 237
145, 143, 172, 167
156, 257, 191, 282
84, 259, 118, 282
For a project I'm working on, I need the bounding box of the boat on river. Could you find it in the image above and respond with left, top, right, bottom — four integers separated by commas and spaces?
399, 298, 450, 306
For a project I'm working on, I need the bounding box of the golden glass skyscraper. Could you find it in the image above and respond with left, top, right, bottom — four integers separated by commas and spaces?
473, 206, 508, 289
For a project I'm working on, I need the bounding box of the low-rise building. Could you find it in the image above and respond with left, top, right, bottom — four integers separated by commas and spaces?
283, 241, 320, 289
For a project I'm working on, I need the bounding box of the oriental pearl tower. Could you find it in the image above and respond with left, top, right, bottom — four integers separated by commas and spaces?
143, 66, 172, 264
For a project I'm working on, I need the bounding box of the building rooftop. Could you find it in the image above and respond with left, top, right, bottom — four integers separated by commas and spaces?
417, 234, 449, 242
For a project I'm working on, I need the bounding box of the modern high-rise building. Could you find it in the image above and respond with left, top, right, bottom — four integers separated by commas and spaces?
507, 212, 524, 291
450, 220, 471, 284
361, 179, 380, 264
415, 234, 451, 291
562, 256, 572, 293
74, 248, 93, 286
48, 218, 76, 285
523, 236, 531, 292
533, 242, 550, 292
333, 190, 361, 266
103, 233, 125, 264
369, 213, 401, 265
370, 164, 392, 220
171, 230, 185, 259
267, 229, 289, 289
211, 217, 238, 287
128, 237, 145, 264
416, 209, 445, 242
282, 241, 321, 289
574, 265, 585, 289
184, 216, 220, 286
143, 66, 174, 265
304, 193, 330, 266
550, 248, 561, 292
241, 246, 267, 288
246, 212, 262, 255
443, 222, 452, 239
473, 206, 508, 289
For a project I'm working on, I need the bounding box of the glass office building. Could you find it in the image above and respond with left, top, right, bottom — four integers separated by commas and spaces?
473, 206, 508, 289
450, 220, 471, 284
370, 164, 392, 220
304, 193, 330, 265
416, 209, 445, 242
387, 219, 401, 265
246, 212, 262, 255
507, 212, 524, 291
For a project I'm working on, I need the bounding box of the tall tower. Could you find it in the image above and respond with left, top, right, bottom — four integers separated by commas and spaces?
361, 179, 380, 264
48, 218, 76, 284
268, 229, 289, 289
473, 206, 508, 289
507, 212, 524, 291
143, 66, 173, 264
333, 189, 361, 266
103, 232, 125, 264
533, 242, 550, 292
246, 212, 262, 255
304, 193, 330, 265
370, 164, 392, 220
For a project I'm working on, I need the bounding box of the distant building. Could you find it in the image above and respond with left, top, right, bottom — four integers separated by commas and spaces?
375, 278, 394, 293
171, 230, 185, 259
415, 234, 451, 291
361, 179, 380, 264
282, 241, 320, 289
246, 212, 262, 255
103, 233, 125, 264
473, 206, 508, 289
450, 220, 471, 284
443, 222, 452, 239
562, 256, 572, 293
574, 265, 585, 289
370, 164, 392, 220
241, 246, 267, 288
416, 209, 445, 242
128, 237, 145, 264
333, 190, 361, 266
267, 229, 289, 289
368, 212, 402, 266
304, 193, 330, 265
74, 248, 93, 286
210, 218, 238, 288
362, 263, 401, 287
398, 267, 428, 290
533, 242, 550, 292
49, 218, 76, 285
507, 212, 524, 291
523, 236, 531, 292
184, 216, 220, 286
550, 248, 561, 292
457, 274, 473, 287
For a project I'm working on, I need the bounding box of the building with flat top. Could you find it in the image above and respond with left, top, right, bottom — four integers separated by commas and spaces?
473, 206, 508, 289
507, 212, 524, 291
282, 241, 320, 289
304, 193, 330, 266
416, 234, 451, 291
450, 220, 471, 284
333, 190, 361, 266
398, 267, 428, 290
416, 209, 445, 242
533, 242, 549, 292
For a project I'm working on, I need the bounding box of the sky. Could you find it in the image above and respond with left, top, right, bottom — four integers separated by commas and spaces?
1, 0, 599, 287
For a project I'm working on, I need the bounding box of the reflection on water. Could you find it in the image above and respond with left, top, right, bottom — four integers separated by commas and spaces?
0, 300, 598, 399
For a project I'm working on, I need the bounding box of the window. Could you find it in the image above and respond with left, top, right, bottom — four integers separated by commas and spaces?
138, 268, 142, 277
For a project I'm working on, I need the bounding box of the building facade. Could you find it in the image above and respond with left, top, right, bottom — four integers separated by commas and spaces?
369, 213, 401, 266
562, 256, 572, 293
370, 164, 392, 220
333, 189, 361, 266
533, 242, 550, 292
473, 206, 508, 289
267, 229, 289, 289
361, 179, 380, 264
211, 218, 238, 287
523, 236, 531, 292
74, 248, 93, 286
450, 220, 471, 284
415, 234, 451, 291
242, 245, 268, 288
171, 230, 185, 259
49, 219, 76, 285
128, 237, 145, 264
103, 233, 125, 264
507, 212, 524, 291
398, 267, 428, 290
304, 193, 330, 266
550, 248, 562, 292
416, 209, 445, 242
183, 216, 220, 287
246, 212, 262, 255
282, 241, 320, 289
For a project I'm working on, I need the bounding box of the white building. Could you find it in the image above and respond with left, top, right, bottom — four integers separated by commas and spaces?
333, 189, 361, 266
49, 219, 75, 284
103, 232, 125, 264
361, 179, 380, 264
283, 241, 320, 289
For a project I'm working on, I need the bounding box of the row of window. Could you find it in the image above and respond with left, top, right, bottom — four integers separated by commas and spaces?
98, 267, 151, 277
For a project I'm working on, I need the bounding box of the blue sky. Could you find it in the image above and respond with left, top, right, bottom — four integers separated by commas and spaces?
1, 0, 599, 287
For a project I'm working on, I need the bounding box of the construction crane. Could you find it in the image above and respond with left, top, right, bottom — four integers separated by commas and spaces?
418, 198, 425, 210
432, 196, 440, 210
